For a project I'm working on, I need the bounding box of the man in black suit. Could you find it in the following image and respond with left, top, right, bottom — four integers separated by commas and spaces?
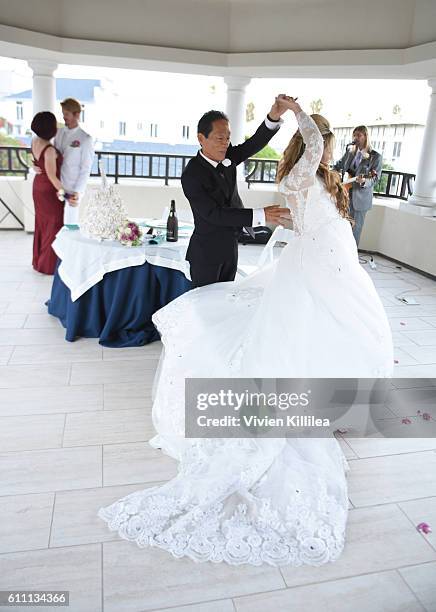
182, 95, 291, 287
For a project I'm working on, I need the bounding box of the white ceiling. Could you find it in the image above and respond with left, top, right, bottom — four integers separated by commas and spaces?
0, 0, 435, 79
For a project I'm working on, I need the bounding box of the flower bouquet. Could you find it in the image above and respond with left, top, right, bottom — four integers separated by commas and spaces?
116, 220, 143, 247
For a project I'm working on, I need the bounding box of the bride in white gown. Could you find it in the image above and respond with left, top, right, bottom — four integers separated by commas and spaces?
99, 99, 393, 567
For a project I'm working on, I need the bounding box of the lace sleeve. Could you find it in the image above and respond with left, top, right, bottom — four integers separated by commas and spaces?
279, 111, 324, 233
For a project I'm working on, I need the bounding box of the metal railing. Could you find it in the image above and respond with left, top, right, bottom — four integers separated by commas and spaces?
245, 158, 416, 200
0, 146, 33, 178
373, 170, 415, 200
245, 158, 279, 186
92, 151, 193, 185
0, 146, 415, 200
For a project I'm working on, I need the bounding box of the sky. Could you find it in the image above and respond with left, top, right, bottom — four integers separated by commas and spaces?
0, 57, 431, 128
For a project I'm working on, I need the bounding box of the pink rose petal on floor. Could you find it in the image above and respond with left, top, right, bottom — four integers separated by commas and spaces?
400, 322, 406, 326
402, 418, 412, 424
417, 522, 432, 534
394, 360, 399, 364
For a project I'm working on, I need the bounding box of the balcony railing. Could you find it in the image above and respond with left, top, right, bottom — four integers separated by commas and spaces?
0, 146, 33, 178
0, 146, 415, 200
245, 158, 416, 200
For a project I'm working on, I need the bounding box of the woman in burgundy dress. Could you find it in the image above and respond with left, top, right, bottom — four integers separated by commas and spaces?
31, 111, 66, 274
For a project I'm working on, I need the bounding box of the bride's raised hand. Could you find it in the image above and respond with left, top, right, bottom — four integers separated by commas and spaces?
280, 96, 302, 114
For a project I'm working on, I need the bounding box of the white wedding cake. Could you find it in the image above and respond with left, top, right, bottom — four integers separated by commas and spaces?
81, 161, 127, 240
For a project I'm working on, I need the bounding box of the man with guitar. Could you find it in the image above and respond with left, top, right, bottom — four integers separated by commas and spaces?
334, 125, 382, 246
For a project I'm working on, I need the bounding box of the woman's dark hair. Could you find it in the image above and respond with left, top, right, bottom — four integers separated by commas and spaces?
197, 110, 228, 138
31, 111, 57, 140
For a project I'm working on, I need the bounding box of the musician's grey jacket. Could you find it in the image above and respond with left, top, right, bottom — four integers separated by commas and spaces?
334, 148, 383, 211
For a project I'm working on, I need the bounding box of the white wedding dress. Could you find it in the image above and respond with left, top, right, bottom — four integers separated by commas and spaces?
99, 111, 393, 567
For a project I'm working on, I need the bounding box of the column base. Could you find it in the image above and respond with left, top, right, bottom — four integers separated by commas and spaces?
399, 201, 436, 217
408, 192, 436, 207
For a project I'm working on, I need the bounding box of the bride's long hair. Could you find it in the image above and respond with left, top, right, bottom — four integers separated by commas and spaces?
277, 114, 351, 221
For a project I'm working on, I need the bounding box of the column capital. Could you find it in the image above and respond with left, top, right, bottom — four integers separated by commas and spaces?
27, 60, 58, 76
224, 76, 251, 91
428, 78, 436, 94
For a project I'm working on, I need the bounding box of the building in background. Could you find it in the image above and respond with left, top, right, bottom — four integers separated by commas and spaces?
333, 120, 425, 172
0, 76, 426, 173
0, 76, 218, 156
0, 68, 29, 101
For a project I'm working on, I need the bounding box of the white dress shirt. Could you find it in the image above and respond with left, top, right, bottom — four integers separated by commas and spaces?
54, 125, 94, 224
198, 113, 284, 229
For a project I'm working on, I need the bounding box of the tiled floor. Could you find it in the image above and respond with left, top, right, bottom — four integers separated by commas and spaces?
0, 231, 436, 612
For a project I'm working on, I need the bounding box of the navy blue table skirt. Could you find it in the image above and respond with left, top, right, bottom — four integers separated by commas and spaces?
47, 261, 193, 347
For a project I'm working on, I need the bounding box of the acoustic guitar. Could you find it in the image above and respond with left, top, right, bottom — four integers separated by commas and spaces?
342, 169, 378, 192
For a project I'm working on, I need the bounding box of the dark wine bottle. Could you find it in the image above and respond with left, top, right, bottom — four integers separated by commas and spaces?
166, 199, 178, 242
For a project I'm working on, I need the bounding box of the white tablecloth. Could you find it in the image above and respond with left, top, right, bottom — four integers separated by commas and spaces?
52, 226, 290, 302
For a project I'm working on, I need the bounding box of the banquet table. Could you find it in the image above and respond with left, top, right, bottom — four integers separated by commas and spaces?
46, 226, 279, 348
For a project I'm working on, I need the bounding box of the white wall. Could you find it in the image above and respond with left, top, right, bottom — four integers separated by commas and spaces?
1, 176, 434, 277
6, 177, 282, 232
360, 200, 436, 277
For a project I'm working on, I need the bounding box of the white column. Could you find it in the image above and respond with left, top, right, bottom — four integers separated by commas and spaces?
408, 78, 436, 210
224, 76, 251, 183
27, 60, 58, 116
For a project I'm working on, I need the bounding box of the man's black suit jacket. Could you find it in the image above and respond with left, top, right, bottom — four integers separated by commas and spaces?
182, 120, 279, 266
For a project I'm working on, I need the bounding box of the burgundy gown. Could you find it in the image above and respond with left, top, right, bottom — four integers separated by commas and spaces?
32, 144, 64, 274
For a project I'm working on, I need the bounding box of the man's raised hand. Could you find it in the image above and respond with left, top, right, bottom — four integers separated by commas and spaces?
269, 94, 290, 120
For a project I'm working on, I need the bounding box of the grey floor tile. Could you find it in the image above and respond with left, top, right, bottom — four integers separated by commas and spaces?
0, 384, 103, 416
103, 442, 177, 487
63, 409, 154, 447
71, 359, 157, 385
0, 414, 65, 452
0, 364, 71, 389
400, 562, 436, 612
0, 446, 102, 496
347, 451, 436, 506
104, 382, 152, 410
51, 483, 155, 547
0, 544, 102, 612
103, 542, 284, 612
235, 570, 422, 612
280, 503, 436, 587
0, 492, 54, 553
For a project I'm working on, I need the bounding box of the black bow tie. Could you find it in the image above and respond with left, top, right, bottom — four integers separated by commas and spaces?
216, 162, 225, 174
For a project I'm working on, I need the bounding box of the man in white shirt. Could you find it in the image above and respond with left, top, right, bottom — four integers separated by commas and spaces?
54, 97, 95, 225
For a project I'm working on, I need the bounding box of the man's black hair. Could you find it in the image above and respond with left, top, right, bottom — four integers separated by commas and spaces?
197, 110, 229, 138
